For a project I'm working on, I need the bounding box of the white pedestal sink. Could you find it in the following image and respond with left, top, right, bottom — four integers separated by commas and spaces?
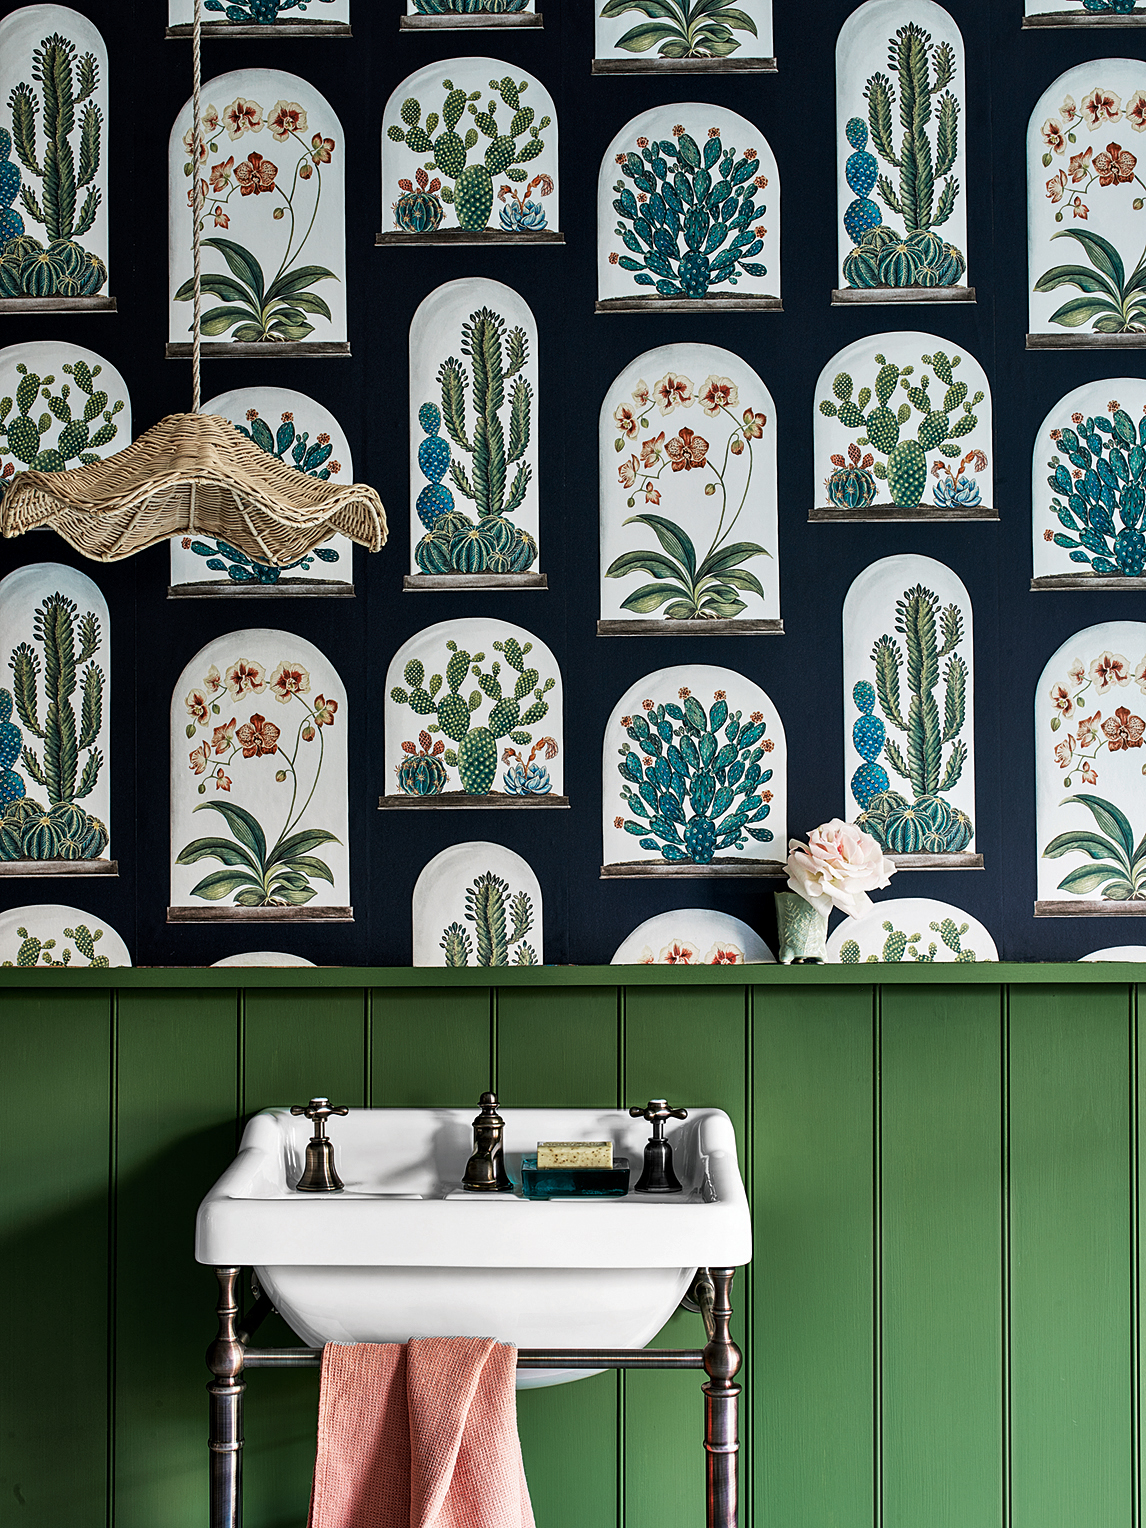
196, 1106, 751, 1388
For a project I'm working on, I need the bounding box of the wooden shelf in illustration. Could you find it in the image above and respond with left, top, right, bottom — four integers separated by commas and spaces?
167, 905, 353, 922
406, 575, 547, 592
601, 860, 784, 879
594, 0, 773, 72
831, 287, 975, 306
0, 860, 118, 877
1023, 11, 1146, 26
592, 57, 776, 74
166, 343, 351, 359
376, 231, 563, 247
0, 296, 116, 314
1036, 900, 1146, 916
1027, 334, 1146, 351
1031, 575, 1143, 590
597, 620, 783, 636
887, 852, 984, 870
171, 581, 354, 599
401, 12, 542, 29
595, 296, 781, 314
380, 793, 568, 810
166, 21, 352, 36
811, 505, 997, 522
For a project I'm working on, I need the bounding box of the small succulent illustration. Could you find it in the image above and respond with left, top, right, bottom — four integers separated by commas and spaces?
390, 636, 556, 796
850, 583, 974, 856
501, 736, 556, 795
838, 917, 978, 963
440, 871, 537, 966
387, 77, 550, 233
1044, 402, 1146, 577
615, 688, 774, 864
819, 350, 985, 510
1, 922, 109, 967
414, 308, 537, 577
0, 359, 124, 490
610, 124, 769, 299
842, 23, 966, 291
397, 731, 449, 796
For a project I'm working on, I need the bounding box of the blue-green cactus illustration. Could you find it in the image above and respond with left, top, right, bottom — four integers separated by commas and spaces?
0, 360, 124, 491
441, 872, 536, 967
204, 0, 336, 21
386, 77, 550, 233
2, 32, 107, 297
851, 584, 973, 857
390, 636, 556, 796
616, 688, 774, 865
0, 129, 23, 245
842, 23, 965, 291
611, 124, 769, 299
0, 688, 25, 808
819, 350, 984, 510
414, 308, 537, 576
1067, 0, 1144, 10
1045, 400, 1146, 578
0, 592, 108, 863
2, 921, 109, 967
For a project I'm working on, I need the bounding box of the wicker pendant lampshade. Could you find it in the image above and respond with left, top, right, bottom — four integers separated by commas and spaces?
0, 1, 386, 567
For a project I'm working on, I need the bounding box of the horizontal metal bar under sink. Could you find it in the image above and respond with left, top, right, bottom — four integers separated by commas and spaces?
242, 1345, 707, 1369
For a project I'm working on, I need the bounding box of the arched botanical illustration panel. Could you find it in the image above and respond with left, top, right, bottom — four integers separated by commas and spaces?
168, 70, 347, 356
813, 333, 993, 520
1036, 620, 1146, 914
835, 1, 970, 304
1024, 1, 1146, 30
0, 903, 130, 965
596, 104, 779, 313
169, 386, 353, 595
412, 841, 543, 966
167, 0, 350, 36
610, 908, 773, 963
598, 343, 779, 633
380, 619, 566, 808
0, 342, 129, 490
0, 6, 111, 311
169, 631, 350, 921
212, 951, 315, 965
1032, 378, 1146, 588
593, 0, 774, 74
843, 555, 980, 868
407, 280, 541, 591
401, 0, 540, 31
0, 563, 112, 875
825, 896, 998, 961
379, 61, 560, 244
601, 664, 786, 878
1080, 945, 1146, 960
1028, 60, 1146, 347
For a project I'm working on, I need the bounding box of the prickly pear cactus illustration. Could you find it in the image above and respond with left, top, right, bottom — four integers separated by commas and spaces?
1045, 402, 1146, 578
0, 360, 124, 488
850, 681, 889, 810
1, 921, 108, 966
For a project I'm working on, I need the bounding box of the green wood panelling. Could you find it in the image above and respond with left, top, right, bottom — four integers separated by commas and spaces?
624, 984, 749, 1528
753, 983, 875, 1528
500, 985, 622, 1528
0, 990, 111, 1528
880, 985, 1003, 1528
113, 989, 237, 1528
1009, 985, 1134, 1528
3, 970, 1146, 1528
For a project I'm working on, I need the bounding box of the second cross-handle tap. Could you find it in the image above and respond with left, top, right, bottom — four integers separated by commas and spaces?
290, 1097, 349, 1193
629, 1098, 688, 1194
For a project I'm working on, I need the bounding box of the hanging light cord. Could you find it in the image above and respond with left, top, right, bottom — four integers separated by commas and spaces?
190, 0, 204, 413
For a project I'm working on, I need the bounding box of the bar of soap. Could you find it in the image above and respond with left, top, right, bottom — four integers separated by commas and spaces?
536, 1140, 613, 1170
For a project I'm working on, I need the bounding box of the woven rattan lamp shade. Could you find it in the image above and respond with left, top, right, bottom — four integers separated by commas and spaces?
0, 411, 387, 564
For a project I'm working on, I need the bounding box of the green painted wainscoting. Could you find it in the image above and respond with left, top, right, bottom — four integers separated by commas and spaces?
2, 962, 1143, 1528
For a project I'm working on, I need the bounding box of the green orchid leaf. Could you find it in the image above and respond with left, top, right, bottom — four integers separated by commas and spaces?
1050, 227, 1126, 290
690, 30, 742, 55
703, 4, 757, 31
203, 237, 265, 304
281, 291, 333, 320
664, 600, 702, 619
189, 867, 265, 901
267, 320, 316, 342
198, 306, 260, 337
1064, 793, 1136, 861
231, 324, 268, 343
174, 835, 259, 872
282, 854, 336, 885
715, 568, 766, 597
623, 514, 697, 577
269, 884, 319, 906
1048, 295, 1125, 329
698, 594, 748, 618
620, 582, 695, 613
696, 540, 770, 577
1101, 879, 1138, 900
174, 273, 254, 306
192, 800, 267, 865
1041, 829, 1130, 865
264, 264, 339, 302
1032, 265, 1118, 298
1055, 863, 1127, 895
268, 827, 340, 866
614, 20, 683, 48
599, 0, 676, 16
605, 549, 686, 582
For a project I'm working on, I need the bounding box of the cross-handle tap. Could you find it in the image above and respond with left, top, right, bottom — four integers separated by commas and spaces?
629, 1098, 688, 1194
290, 1097, 349, 1193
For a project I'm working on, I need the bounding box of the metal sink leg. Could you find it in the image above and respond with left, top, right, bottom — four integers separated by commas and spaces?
206, 1267, 246, 1528
701, 1267, 742, 1528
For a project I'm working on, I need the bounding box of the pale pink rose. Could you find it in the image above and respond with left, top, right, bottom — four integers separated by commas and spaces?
785, 819, 895, 918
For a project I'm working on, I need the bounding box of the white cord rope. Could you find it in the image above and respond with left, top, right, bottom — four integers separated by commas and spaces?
191, 0, 203, 413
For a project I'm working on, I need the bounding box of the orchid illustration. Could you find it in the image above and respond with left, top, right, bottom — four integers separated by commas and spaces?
598, 0, 758, 59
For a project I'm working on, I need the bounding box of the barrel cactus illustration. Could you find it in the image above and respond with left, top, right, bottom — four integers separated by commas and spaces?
390, 636, 555, 796
851, 584, 973, 856
842, 23, 965, 290
396, 731, 448, 795
615, 689, 775, 865
3, 31, 107, 297
441, 871, 536, 967
1045, 401, 1146, 578
826, 442, 878, 511
387, 76, 550, 233
611, 124, 769, 299
393, 167, 445, 234
0, 591, 108, 862
819, 350, 984, 509
414, 308, 537, 575
0, 360, 124, 485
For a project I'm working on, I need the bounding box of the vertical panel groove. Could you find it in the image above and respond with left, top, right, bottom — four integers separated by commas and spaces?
617, 986, 626, 1528
617, 1369, 626, 1528
873, 983, 884, 1528
743, 984, 753, 1528
236, 988, 247, 1136
1002, 983, 1013, 1528
364, 987, 373, 1108
490, 986, 498, 1094
106, 988, 119, 1528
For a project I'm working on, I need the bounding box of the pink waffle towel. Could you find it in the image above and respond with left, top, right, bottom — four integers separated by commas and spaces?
307, 1338, 535, 1528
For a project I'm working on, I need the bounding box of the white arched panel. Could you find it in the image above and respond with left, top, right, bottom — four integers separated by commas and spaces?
413, 841, 543, 966
0, 903, 129, 965
825, 896, 998, 962
610, 909, 773, 964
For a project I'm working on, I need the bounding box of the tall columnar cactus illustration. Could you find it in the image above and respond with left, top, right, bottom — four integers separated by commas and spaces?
387, 77, 550, 232
441, 872, 536, 966
2, 32, 107, 297
819, 351, 984, 509
414, 309, 537, 576
1045, 402, 1146, 578
390, 636, 555, 795
0, 360, 123, 487
611, 125, 769, 299
615, 689, 775, 865
842, 23, 965, 290
851, 585, 973, 856
0, 592, 108, 862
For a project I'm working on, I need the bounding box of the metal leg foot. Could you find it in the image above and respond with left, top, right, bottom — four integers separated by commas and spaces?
207, 1268, 246, 1528
702, 1267, 742, 1528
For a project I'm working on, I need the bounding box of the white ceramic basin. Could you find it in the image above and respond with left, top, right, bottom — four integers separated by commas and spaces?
196, 1106, 751, 1388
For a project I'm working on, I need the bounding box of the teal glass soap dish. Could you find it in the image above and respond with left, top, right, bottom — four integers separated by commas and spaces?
519, 1155, 631, 1200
